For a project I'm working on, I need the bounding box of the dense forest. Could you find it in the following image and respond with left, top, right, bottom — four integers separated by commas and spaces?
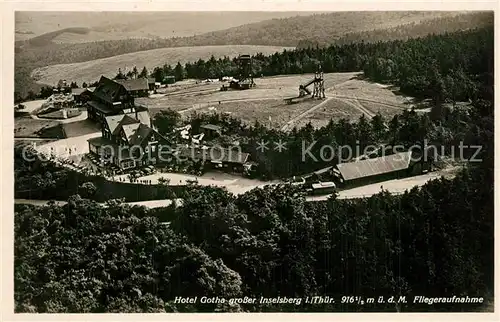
14, 11, 492, 99
14, 22, 494, 312
14, 147, 493, 312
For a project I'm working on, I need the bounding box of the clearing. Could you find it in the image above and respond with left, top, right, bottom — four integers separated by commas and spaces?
139, 72, 411, 129
291, 98, 364, 129
185, 98, 323, 128
31, 45, 294, 86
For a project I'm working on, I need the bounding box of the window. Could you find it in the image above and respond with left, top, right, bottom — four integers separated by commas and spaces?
121, 160, 135, 169
150, 135, 155, 142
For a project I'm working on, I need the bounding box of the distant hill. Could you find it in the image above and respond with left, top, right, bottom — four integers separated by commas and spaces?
332, 11, 494, 45
31, 45, 294, 86
15, 11, 314, 44
24, 28, 91, 47
184, 11, 463, 47
15, 11, 493, 99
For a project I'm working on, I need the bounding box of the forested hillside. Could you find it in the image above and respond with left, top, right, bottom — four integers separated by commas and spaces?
311, 11, 493, 46
181, 11, 459, 47
15, 11, 492, 98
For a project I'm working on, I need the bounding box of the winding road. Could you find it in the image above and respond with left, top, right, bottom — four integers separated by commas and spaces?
15, 167, 458, 208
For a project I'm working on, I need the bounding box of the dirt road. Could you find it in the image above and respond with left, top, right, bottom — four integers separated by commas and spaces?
306, 167, 460, 202
333, 96, 374, 118
15, 167, 460, 208
112, 171, 281, 196
281, 97, 333, 131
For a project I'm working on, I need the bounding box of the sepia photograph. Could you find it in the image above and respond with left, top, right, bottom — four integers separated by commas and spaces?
10, 7, 495, 314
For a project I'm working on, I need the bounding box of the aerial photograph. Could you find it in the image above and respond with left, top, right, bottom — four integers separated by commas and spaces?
13, 11, 494, 313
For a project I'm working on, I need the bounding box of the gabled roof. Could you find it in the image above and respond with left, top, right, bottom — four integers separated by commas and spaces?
88, 100, 113, 114
128, 123, 154, 146
93, 76, 128, 104
104, 114, 139, 135
122, 123, 141, 143
116, 78, 149, 91
125, 110, 151, 128
336, 151, 412, 181
104, 114, 125, 134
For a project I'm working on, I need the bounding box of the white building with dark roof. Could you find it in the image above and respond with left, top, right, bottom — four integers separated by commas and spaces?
87, 110, 167, 170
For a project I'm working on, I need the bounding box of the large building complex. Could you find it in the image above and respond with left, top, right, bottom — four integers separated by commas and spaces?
86, 76, 148, 126
87, 113, 168, 170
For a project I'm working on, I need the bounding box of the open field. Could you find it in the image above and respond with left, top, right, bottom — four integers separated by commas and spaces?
16, 72, 411, 137
35, 132, 102, 159
138, 72, 410, 129
31, 45, 294, 86
140, 72, 357, 109
189, 99, 323, 128
293, 98, 364, 129
332, 77, 413, 107
355, 100, 405, 119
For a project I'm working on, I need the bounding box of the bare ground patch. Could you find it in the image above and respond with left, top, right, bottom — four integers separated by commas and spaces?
186, 98, 322, 128
294, 98, 364, 129
137, 72, 413, 129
